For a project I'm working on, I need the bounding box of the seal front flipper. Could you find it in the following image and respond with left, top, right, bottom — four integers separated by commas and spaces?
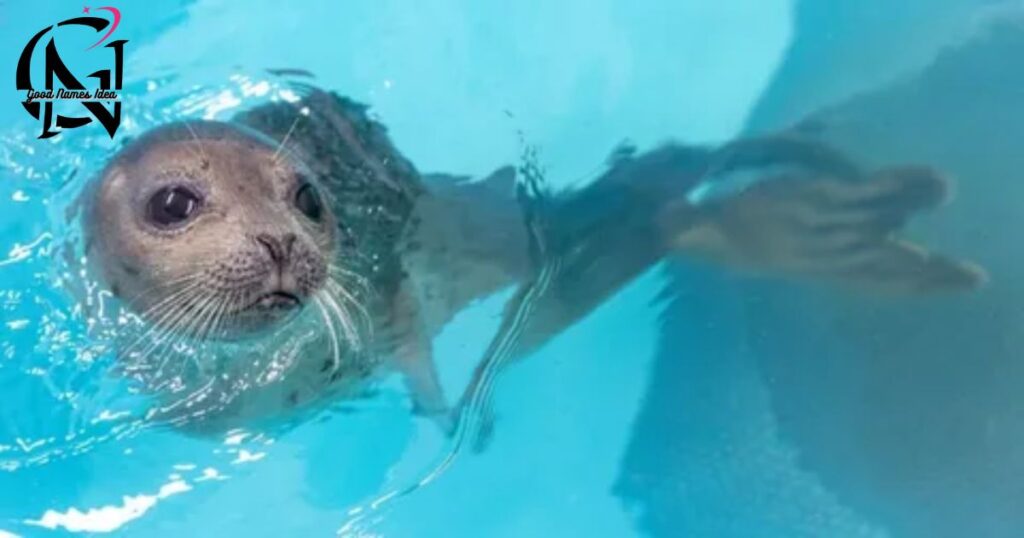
396, 343, 456, 435
382, 282, 457, 434
396, 343, 455, 435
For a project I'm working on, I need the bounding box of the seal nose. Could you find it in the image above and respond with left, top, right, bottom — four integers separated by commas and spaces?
254, 233, 297, 266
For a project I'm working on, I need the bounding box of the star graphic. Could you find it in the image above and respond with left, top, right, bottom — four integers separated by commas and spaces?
82, 6, 90, 14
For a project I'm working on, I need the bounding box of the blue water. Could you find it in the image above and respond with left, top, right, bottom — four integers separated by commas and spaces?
2, 1, 1022, 536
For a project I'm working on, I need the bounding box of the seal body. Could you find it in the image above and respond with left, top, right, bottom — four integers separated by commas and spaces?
84, 88, 985, 431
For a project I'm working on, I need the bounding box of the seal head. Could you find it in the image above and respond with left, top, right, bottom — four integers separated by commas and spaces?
86, 121, 338, 339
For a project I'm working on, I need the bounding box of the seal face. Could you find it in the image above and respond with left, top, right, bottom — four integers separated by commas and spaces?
87, 121, 338, 339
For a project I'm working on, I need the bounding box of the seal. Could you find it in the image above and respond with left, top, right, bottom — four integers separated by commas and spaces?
84, 87, 987, 430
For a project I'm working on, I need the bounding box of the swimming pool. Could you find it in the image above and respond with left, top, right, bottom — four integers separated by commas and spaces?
2, 1, 1022, 536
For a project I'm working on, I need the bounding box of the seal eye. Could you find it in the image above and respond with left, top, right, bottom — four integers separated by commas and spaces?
294, 183, 323, 222
147, 186, 201, 228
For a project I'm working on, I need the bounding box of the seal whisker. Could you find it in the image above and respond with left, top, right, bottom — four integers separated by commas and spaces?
183, 121, 210, 163
327, 276, 372, 306
116, 279, 204, 334
129, 315, 192, 386
129, 280, 206, 332
190, 287, 228, 341
326, 263, 374, 306
119, 285, 207, 361
205, 287, 240, 340
327, 263, 371, 288
326, 275, 371, 311
144, 290, 213, 357
324, 277, 373, 343
319, 285, 363, 353
202, 288, 237, 342
182, 289, 228, 343
130, 279, 205, 324
122, 273, 204, 307
191, 283, 246, 342
272, 114, 302, 164
173, 293, 231, 380
152, 288, 218, 351
313, 295, 342, 375
150, 291, 222, 384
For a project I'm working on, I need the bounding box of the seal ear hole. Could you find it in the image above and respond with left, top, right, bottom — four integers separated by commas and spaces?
294, 183, 324, 222
147, 185, 202, 228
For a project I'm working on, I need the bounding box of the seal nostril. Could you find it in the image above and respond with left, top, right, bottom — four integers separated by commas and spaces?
282, 233, 297, 259
255, 233, 287, 264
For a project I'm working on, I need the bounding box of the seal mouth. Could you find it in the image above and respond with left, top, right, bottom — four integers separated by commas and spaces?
246, 291, 302, 311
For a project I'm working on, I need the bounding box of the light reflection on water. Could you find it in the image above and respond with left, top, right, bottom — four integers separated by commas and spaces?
21, 427, 272, 534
